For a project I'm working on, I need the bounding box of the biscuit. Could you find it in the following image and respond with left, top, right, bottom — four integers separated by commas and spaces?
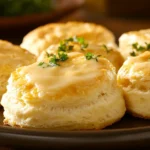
0, 40, 35, 100
21, 22, 117, 56
1, 51, 125, 130
119, 29, 150, 59
117, 51, 150, 119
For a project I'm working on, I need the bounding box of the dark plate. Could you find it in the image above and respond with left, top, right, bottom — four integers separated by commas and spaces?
0, 109, 150, 149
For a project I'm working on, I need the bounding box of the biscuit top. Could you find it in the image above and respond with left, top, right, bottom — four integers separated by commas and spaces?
119, 29, 150, 47
38, 41, 123, 72
119, 29, 150, 59
21, 22, 116, 56
117, 51, 150, 91
126, 51, 150, 78
120, 29, 150, 42
38, 42, 113, 61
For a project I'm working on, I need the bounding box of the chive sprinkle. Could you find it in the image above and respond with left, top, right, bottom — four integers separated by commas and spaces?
130, 42, 150, 56
130, 51, 136, 56
85, 52, 101, 61
38, 37, 103, 68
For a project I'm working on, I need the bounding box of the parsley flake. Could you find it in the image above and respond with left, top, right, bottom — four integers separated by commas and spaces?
58, 36, 88, 52
58, 42, 67, 52
38, 36, 91, 68
49, 54, 60, 66
132, 42, 150, 52
130, 42, 150, 56
95, 55, 101, 62
101, 44, 111, 53
58, 38, 74, 52
38, 62, 50, 68
130, 51, 136, 56
73, 36, 88, 50
145, 42, 150, 50
38, 62, 44, 66
58, 52, 68, 61
65, 37, 74, 42
85, 52, 94, 60
132, 43, 145, 51
81, 43, 88, 50
68, 45, 74, 51
85, 52, 101, 61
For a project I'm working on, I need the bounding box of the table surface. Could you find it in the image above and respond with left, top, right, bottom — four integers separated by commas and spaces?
1, 4, 150, 150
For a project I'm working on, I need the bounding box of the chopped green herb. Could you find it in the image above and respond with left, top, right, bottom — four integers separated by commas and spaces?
38, 37, 91, 68
101, 44, 111, 53
132, 43, 138, 50
49, 54, 60, 66
132, 42, 150, 51
130, 51, 136, 56
74, 37, 84, 44
85, 52, 101, 61
38, 62, 44, 66
85, 52, 94, 60
38, 51, 69, 68
132, 43, 145, 51
58, 42, 67, 52
65, 37, 74, 42
73, 36, 88, 50
58, 38, 74, 52
46, 52, 52, 57
95, 55, 101, 62
130, 42, 150, 56
38, 62, 50, 68
145, 42, 150, 50
58, 52, 68, 61
58, 36, 88, 52
68, 45, 74, 51
81, 43, 88, 50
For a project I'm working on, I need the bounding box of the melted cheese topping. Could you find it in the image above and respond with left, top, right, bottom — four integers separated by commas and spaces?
20, 52, 113, 97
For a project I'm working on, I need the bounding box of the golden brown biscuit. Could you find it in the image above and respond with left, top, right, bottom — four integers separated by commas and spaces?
0, 40, 35, 100
21, 22, 117, 56
1, 50, 125, 130
117, 51, 150, 119
119, 29, 150, 59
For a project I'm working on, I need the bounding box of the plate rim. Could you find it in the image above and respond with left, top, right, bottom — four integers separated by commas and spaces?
0, 125, 150, 149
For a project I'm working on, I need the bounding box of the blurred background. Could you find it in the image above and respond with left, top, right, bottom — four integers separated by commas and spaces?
0, 0, 150, 44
